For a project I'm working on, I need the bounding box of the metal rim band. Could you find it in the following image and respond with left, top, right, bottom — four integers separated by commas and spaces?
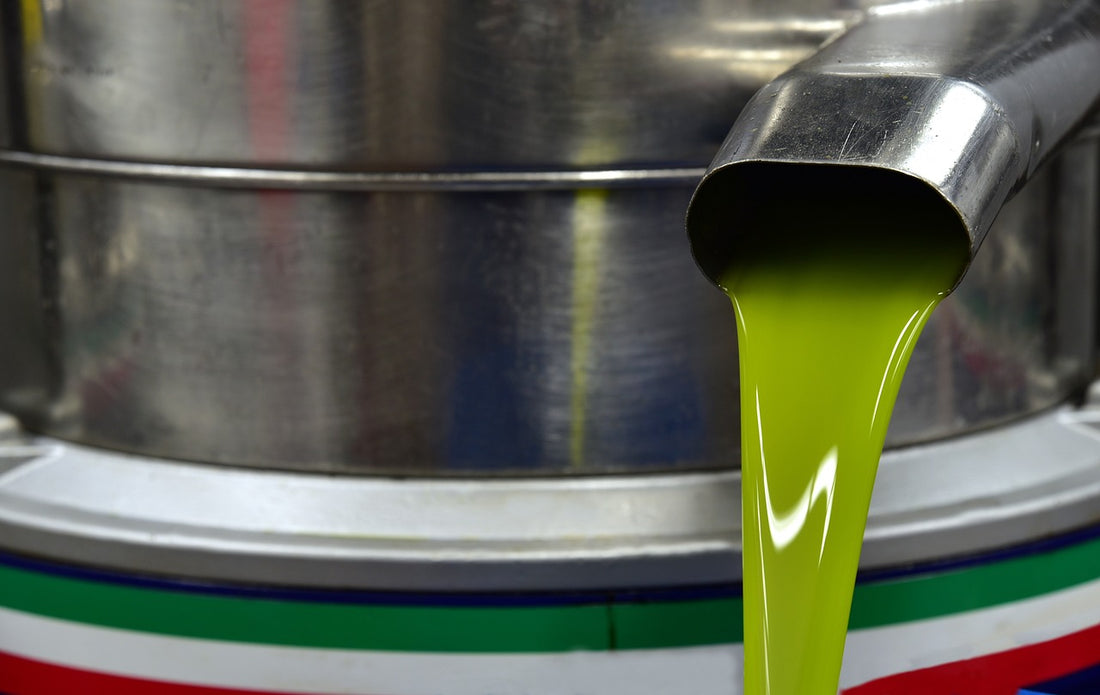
2, 405, 1100, 592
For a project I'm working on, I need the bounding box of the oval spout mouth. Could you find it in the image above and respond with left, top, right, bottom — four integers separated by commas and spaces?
684, 71, 1020, 292
687, 162, 970, 290
687, 162, 970, 291
686, 0, 1100, 293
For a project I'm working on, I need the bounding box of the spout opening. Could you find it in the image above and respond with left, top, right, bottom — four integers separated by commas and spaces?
686, 162, 972, 292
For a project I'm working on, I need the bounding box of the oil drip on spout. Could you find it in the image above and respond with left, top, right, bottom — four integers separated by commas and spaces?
716, 169, 967, 694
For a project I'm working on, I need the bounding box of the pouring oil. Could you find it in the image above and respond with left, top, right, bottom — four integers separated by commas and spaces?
717, 181, 967, 695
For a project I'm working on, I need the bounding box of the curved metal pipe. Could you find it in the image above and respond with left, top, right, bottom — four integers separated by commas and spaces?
687, 0, 1100, 287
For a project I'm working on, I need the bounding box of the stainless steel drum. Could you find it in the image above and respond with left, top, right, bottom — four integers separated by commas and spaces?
0, 0, 1095, 474
1, 2, 1100, 693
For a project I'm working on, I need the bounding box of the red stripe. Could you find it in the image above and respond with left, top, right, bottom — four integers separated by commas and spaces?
844, 622, 1100, 695
0, 651, 307, 695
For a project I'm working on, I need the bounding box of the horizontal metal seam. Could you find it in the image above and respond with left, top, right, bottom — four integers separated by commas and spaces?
0, 150, 705, 191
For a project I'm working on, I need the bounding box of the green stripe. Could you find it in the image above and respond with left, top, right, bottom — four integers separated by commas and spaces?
848, 533, 1100, 628
613, 598, 743, 648
2, 533, 1099, 652
0, 564, 609, 653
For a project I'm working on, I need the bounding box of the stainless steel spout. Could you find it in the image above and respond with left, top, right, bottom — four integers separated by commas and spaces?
687, 0, 1100, 285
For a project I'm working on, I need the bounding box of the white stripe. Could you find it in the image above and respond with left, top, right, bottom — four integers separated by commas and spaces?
0, 606, 740, 695
840, 576, 1100, 688
2, 578, 1100, 694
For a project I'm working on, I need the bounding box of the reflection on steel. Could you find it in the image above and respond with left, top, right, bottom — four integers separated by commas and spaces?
0, 0, 1095, 474
0, 0, 871, 169
0, 141, 1092, 472
0, 171, 741, 474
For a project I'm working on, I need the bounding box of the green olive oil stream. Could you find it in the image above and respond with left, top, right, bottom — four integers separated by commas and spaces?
718, 193, 968, 695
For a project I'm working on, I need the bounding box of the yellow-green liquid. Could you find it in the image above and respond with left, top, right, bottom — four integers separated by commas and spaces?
721, 206, 967, 695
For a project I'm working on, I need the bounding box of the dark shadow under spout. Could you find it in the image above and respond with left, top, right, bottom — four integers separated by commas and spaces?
687, 0, 1100, 288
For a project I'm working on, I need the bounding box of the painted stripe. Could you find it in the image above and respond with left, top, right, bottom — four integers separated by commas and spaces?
1020, 661, 1100, 695
612, 597, 741, 649
1, 529, 1100, 655
0, 532, 1095, 651
0, 562, 612, 652
840, 576, 1100, 688
847, 528, 1100, 629
845, 623, 1100, 695
3, 581, 1100, 694
3, 530, 1100, 652
0, 608, 740, 695
0, 652, 303, 695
